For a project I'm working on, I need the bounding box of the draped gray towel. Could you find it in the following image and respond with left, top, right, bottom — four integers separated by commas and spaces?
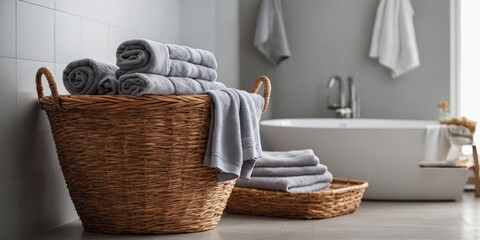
204, 89, 264, 182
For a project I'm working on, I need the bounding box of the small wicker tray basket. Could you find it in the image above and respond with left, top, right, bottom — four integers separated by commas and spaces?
225, 178, 368, 219
35, 67, 271, 234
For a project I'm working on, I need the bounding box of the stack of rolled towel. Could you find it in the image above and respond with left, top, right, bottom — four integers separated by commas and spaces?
63, 39, 226, 96
63, 58, 119, 95
61, 39, 266, 183
236, 149, 333, 193
116, 39, 226, 96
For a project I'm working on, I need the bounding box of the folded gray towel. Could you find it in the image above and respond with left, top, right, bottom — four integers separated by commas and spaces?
168, 59, 217, 81
63, 58, 118, 95
116, 39, 217, 81
98, 76, 119, 95
236, 171, 333, 193
118, 73, 226, 96
167, 44, 217, 69
254, 150, 319, 167
251, 164, 328, 177
204, 89, 264, 182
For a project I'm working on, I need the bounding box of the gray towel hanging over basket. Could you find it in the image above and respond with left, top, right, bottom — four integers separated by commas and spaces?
35, 67, 271, 235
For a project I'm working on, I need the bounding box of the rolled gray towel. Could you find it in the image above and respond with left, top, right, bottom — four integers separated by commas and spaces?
255, 150, 319, 167
116, 39, 217, 81
251, 164, 328, 177
119, 73, 175, 96
63, 58, 118, 95
235, 171, 333, 193
98, 76, 119, 95
118, 73, 226, 96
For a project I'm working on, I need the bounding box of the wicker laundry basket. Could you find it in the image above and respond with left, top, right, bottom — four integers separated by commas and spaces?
225, 178, 368, 219
35, 67, 271, 234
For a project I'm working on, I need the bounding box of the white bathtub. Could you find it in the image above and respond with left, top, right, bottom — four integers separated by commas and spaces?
260, 118, 470, 201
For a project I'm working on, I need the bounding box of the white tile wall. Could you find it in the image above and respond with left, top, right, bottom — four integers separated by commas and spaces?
2, 0, 185, 238
111, 0, 181, 44
81, 0, 113, 24
0, 134, 18, 180
0, 0, 16, 58
16, 133, 40, 178
17, 1, 55, 62
110, 0, 147, 33
0, 58, 17, 135
145, 0, 181, 44
17, 176, 40, 237
55, 11, 81, 64
38, 171, 78, 231
38, 131, 61, 174
108, 0, 132, 29
16, 60, 54, 134
21, 0, 54, 9
16, 132, 59, 178
54, 0, 82, 16
82, 18, 109, 63
54, 63, 69, 94
0, 179, 19, 240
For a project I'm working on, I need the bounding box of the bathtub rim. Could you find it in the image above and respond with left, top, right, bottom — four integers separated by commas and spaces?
260, 118, 439, 130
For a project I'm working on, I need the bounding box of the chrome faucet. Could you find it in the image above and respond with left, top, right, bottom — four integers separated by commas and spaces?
327, 76, 345, 110
327, 76, 359, 118
347, 77, 360, 118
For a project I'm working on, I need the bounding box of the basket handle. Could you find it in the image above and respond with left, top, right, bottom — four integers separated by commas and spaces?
251, 76, 271, 113
36, 67, 62, 110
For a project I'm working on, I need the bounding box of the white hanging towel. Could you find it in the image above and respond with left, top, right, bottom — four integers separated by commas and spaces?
423, 125, 451, 163
369, 0, 420, 78
422, 125, 473, 164
254, 0, 291, 67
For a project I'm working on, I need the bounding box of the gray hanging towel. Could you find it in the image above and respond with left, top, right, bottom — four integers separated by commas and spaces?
254, 0, 291, 67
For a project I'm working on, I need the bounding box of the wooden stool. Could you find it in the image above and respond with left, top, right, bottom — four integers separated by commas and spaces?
468, 145, 480, 197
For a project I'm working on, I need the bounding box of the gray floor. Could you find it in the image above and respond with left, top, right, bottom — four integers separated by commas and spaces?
29, 192, 480, 240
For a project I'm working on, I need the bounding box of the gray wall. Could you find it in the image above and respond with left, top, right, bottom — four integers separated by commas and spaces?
0, 0, 181, 239
180, 0, 240, 88
214, 0, 240, 89
239, 0, 451, 120
180, 0, 216, 52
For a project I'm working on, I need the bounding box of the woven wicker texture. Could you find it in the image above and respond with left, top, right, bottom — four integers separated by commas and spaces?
226, 178, 368, 219
35, 67, 271, 234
